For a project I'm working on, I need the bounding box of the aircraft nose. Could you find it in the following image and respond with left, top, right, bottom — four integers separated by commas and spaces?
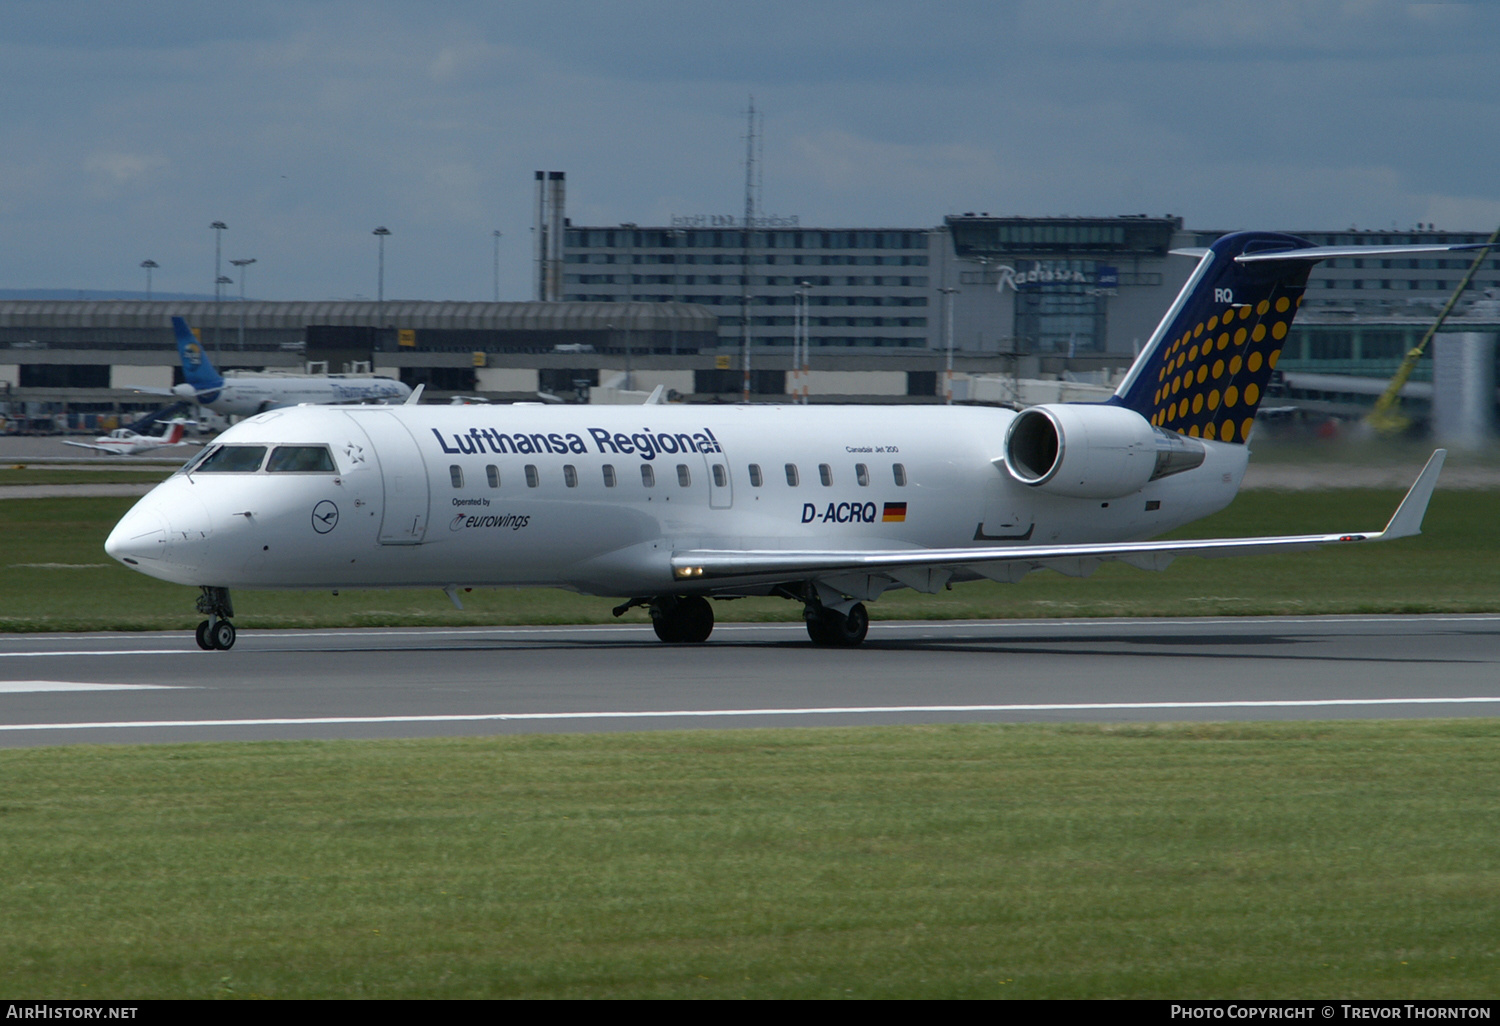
106, 481, 216, 580
105, 503, 168, 566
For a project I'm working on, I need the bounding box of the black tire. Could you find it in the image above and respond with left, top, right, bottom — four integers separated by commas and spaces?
806, 613, 837, 646
211, 620, 237, 651
677, 596, 714, 643
195, 620, 214, 651
839, 603, 870, 646
652, 613, 684, 643
807, 603, 870, 647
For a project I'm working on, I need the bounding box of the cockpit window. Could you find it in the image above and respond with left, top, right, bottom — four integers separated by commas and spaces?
267, 445, 337, 473
193, 445, 267, 473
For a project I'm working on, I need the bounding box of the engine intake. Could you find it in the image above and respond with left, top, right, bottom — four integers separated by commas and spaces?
1004, 404, 1206, 499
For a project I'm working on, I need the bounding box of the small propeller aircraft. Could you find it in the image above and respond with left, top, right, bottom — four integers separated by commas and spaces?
62, 417, 198, 456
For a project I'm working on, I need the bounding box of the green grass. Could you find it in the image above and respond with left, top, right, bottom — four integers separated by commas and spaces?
1, 722, 1496, 998
0, 467, 174, 486
0, 489, 1496, 632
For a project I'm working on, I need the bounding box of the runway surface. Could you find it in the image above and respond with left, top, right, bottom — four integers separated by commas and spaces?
2, 614, 1498, 747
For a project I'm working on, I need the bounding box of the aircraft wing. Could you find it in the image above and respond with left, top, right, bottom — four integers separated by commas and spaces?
61, 440, 125, 454
671, 449, 1446, 584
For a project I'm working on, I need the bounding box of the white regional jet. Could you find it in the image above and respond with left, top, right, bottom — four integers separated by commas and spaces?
106, 232, 1468, 651
166, 317, 410, 415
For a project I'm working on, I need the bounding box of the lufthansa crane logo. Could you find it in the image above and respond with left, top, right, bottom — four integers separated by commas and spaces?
311, 500, 339, 534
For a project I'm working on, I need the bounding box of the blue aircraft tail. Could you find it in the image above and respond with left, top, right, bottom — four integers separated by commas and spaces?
171, 316, 224, 394
1110, 231, 1315, 444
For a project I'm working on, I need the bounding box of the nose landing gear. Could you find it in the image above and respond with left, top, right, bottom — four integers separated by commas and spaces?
194, 586, 237, 651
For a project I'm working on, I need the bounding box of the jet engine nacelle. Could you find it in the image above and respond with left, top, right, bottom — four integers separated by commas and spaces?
1004, 403, 1205, 499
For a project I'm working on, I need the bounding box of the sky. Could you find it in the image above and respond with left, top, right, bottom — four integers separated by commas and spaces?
2, 0, 1498, 302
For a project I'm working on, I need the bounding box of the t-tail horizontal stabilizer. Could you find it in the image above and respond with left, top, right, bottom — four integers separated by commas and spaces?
669, 450, 1447, 583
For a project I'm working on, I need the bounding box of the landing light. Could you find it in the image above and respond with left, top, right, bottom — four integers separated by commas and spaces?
675, 566, 705, 579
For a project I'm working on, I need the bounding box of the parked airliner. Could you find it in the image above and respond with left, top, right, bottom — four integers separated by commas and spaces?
158, 317, 410, 416
106, 232, 1469, 650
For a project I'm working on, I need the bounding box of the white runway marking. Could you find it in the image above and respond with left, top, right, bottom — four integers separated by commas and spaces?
0, 681, 177, 693
0, 649, 197, 659
3, 696, 1499, 732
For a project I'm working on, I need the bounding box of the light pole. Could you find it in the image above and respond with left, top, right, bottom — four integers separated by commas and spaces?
940, 287, 958, 404
230, 258, 256, 349
211, 221, 227, 352
373, 226, 391, 333
492, 229, 502, 303
621, 223, 636, 391
140, 260, 158, 301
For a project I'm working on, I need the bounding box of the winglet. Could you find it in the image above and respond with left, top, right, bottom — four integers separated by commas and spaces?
644, 384, 667, 405
404, 384, 424, 405
1379, 449, 1446, 540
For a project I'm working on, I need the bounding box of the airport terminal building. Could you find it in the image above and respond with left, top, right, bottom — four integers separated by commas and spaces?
2, 217, 1498, 436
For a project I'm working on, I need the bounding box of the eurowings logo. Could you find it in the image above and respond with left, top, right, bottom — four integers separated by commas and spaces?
451, 512, 531, 532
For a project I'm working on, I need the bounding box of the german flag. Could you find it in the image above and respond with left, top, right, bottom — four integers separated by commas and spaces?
882, 502, 907, 523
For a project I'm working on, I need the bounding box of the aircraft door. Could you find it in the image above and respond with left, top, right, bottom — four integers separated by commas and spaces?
342, 410, 430, 544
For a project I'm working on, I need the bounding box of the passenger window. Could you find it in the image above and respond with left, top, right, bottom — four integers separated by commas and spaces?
563, 465, 578, 488
641, 464, 655, 487
855, 463, 869, 487
525, 465, 539, 488
449, 465, 464, 488
267, 445, 336, 473
712, 464, 728, 488
194, 445, 267, 473
893, 463, 907, 487
486, 465, 500, 488
677, 464, 691, 487
748, 463, 763, 487
785, 463, 799, 486
602, 464, 617, 487
819, 464, 833, 487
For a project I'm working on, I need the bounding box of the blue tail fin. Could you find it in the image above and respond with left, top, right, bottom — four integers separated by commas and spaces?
172, 316, 224, 393
1111, 231, 1314, 444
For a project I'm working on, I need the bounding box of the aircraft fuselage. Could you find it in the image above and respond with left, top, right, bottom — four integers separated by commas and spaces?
191, 375, 410, 416
106, 402, 1249, 597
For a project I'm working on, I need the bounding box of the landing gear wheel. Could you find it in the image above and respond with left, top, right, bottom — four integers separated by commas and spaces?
676, 596, 714, 643
650, 595, 715, 644
806, 603, 870, 647
194, 587, 236, 651
652, 614, 685, 643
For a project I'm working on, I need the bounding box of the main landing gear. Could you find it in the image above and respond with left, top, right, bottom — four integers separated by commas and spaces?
613, 595, 715, 643
194, 586, 237, 651
804, 601, 869, 647
611, 592, 869, 647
